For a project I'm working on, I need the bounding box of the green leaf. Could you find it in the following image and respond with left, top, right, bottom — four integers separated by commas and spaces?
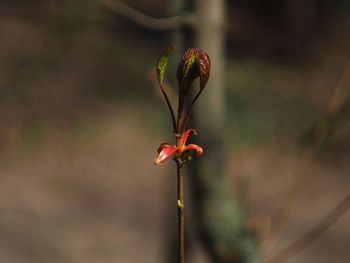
157, 45, 175, 86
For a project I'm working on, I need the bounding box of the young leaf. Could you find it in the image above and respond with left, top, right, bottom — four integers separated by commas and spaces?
177, 48, 200, 93
177, 48, 211, 94
196, 50, 211, 90
157, 45, 175, 86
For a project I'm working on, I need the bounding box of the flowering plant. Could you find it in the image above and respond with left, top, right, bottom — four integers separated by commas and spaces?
154, 46, 211, 263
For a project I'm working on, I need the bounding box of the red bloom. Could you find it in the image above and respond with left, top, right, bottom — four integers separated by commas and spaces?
155, 129, 203, 165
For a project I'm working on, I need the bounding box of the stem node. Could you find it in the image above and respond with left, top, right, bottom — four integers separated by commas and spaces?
177, 200, 184, 208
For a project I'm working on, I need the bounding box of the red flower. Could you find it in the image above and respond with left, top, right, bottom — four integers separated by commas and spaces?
155, 129, 203, 165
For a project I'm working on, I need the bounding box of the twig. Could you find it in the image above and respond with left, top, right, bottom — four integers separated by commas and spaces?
100, 0, 183, 30
266, 193, 350, 263
176, 159, 185, 263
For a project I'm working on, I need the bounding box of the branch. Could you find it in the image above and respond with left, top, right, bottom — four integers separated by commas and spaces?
100, 0, 184, 30
266, 193, 350, 263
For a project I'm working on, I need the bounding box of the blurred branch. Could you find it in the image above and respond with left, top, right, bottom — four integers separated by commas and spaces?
100, 0, 190, 30
266, 193, 350, 263
267, 64, 350, 252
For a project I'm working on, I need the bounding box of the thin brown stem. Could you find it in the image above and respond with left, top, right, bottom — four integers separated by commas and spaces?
175, 82, 186, 263
176, 159, 185, 263
177, 87, 185, 134
160, 84, 177, 133
181, 88, 203, 132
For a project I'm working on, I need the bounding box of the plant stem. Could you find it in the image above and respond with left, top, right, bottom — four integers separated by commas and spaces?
181, 88, 204, 132
160, 84, 176, 133
176, 159, 185, 263
176, 84, 186, 134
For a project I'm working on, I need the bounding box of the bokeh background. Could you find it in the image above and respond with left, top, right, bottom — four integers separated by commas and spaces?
0, 1, 349, 262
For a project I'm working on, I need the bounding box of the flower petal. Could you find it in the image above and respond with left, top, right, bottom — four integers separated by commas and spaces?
155, 143, 177, 165
183, 144, 203, 156
180, 129, 198, 148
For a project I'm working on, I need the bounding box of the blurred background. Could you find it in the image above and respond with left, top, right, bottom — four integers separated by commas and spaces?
0, 0, 349, 262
